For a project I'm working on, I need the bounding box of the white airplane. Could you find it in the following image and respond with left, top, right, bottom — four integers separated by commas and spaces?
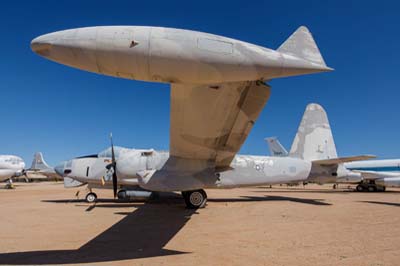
54, 104, 373, 206
345, 160, 400, 191
32, 25, 338, 208
266, 105, 400, 192
0, 155, 25, 188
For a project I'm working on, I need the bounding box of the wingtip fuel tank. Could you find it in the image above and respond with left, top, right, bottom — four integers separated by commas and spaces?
31, 26, 332, 84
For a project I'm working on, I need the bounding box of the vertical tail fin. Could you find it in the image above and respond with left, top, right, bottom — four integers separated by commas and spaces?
278, 26, 329, 68
30, 152, 52, 170
265, 137, 288, 157
289, 103, 337, 161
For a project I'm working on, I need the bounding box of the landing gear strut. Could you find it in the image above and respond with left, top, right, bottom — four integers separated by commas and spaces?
4, 178, 14, 189
182, 189, 207, 209
85, 192, 97, 203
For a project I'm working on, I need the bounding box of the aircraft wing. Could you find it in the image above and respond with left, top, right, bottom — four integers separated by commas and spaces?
139, 81, 271, 191
170, 81, 271, 169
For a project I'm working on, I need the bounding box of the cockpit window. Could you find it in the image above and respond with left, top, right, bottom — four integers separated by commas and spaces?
141, 151, 153, 157
98, 146, 124, 158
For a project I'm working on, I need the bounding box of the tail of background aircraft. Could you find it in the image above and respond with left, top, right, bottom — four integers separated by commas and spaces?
265, 137, 288, 157
289, 103, 337, 161
30, 152, 52, 170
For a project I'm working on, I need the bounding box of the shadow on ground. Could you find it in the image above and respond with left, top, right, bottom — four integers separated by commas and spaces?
0, 192, 331, 264
0, 193, 194, 265
360, 201, 400, 207
209, 195, 331, 206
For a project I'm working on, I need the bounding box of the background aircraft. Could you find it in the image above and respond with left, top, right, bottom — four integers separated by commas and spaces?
0, 155, 25, 188
346, 160, 400, 191
266, 105, 400, 192
24, 152, 61, 181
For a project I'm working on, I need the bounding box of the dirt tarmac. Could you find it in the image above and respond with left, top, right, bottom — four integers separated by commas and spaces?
0, 182, 399, 266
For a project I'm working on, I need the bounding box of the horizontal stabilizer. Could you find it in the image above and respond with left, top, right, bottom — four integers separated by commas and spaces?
278, 26, 329, 68
313, 155, 376, 165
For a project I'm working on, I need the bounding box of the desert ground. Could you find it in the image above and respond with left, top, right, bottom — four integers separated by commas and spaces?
0, 182, 399, 266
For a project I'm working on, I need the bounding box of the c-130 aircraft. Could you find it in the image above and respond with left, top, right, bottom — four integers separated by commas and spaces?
32, 25, 337, 208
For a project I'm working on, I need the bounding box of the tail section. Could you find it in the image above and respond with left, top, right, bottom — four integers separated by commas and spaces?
289, 103, 337, 161
30, 152, 52, 170
265, 137, 288, 157
278, 26, 329, 68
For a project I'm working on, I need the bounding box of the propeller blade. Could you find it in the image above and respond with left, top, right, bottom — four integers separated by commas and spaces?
110, 133, 118, 198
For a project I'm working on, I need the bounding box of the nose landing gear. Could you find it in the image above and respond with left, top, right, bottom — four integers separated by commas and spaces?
85, 192, 98, 203
182, 189, 207, 209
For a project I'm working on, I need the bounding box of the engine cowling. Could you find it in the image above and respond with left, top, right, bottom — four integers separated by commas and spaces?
375, 177, 400, 187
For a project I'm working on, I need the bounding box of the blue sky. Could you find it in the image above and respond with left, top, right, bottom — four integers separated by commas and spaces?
0, 0, 399, 166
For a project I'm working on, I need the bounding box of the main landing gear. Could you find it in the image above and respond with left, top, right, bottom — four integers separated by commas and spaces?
182, 189, 207, 209
356, 181, 386, 192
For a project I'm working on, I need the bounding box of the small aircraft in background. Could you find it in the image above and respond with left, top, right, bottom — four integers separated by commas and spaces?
24, 152, 61, 181
266, 105, 399, 192
0, 155, 25, 188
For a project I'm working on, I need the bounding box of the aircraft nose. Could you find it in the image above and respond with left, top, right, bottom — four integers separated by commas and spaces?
30, 33, 56, 56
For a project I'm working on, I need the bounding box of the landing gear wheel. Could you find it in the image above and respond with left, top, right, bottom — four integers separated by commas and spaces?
356, 185, 364, 192
182, 189, 207, 209
368, 186, 376, 192
117, 190, 126, 200
86, 192, 97, 203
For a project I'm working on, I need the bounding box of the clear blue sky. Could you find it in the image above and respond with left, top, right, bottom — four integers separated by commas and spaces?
0, 0, 399, 166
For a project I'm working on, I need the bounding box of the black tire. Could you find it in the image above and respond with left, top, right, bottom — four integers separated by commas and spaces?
117, 190, 126, 200
86, 192, 97, 203
368, 186, 377, 192
356, 185, 364, 192
182, 189, 207, 209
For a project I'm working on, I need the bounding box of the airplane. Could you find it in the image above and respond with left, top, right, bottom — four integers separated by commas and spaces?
32, 25, 336, 208
24, 152, 61, 181
265, 105, 400, 192
345, 160, 400, 191
0, 155, 25, 188
54, 103, 373, 207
